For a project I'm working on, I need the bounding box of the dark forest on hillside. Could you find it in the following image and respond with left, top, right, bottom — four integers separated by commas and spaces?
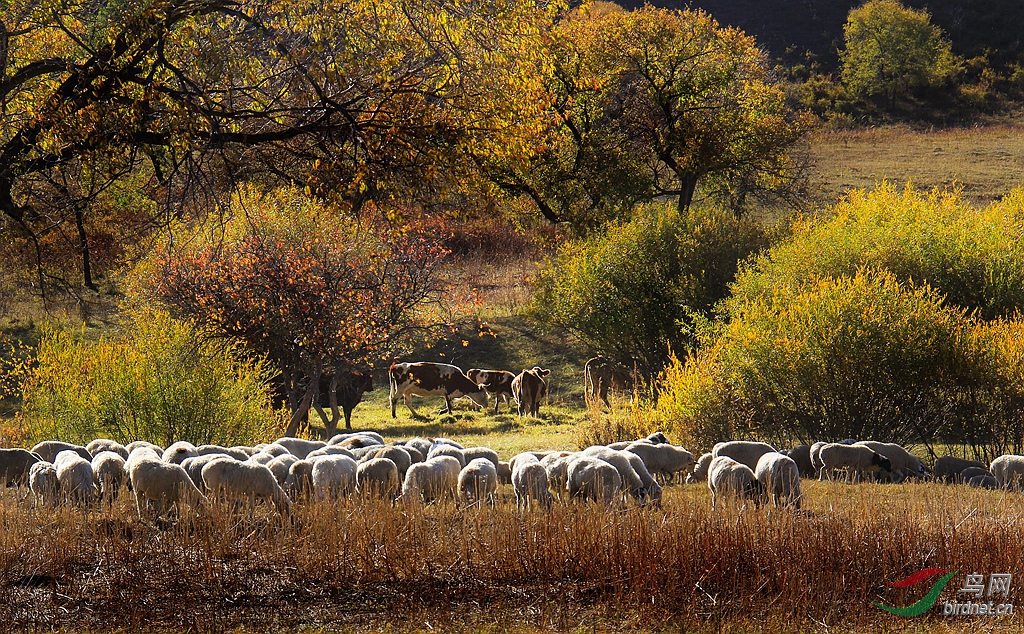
629, 0, 1024, 67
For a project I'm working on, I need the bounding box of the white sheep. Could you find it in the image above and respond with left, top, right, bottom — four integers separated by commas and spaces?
55, 450, 99, 505
496, 461, 512, 486
29, 461, 59, 506
91, 451, 127, 504
817, 443, 891, 483
462, 446, 501, 471
400, 437, 433, 460
687, 452, 714, 484
162, 441, 198, 465
248, 451, 277, 465
0, 448, 42, 487
401, 456, 460, 503
566, 456, 621, 505
365, 445, 412, 479
274, 437, 327, 459
331, 434, 384, 451
707, 455, 761, 509
581, 445, 648, 504
356, 457, 400, 499
305, 446, 356, 461
933, 456, 988, 483
310, 454, 358, 501
990, 454, 1024, 491
202, 458, 291, 514
458, 458, 498, 505
512, 461, 552, 510
328, 431, 385, 447
713, 441, 778, 471
252, 443, 291, 457
541, 452, 577, 498
853, 441, 925, 482
284, 459, 315, 498
124, 440, 164, 455
181, 453, 236, 490
754, 452, 801, 508
86, 438, 128, 459
31, 440, 92, 463
509, 452, 542, 475
809, 441, 827, 474
130, 456, 206, 520
197, 444, 250, 461
426, 443, 466, 468
625, 442, 695, 484
267, 453, 299, 485
623, 451, 662, 506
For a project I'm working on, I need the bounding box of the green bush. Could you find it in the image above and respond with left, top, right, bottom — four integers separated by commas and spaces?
531, 203, 771, 376
20, 309, 279, 447
729, 184, 1024, 320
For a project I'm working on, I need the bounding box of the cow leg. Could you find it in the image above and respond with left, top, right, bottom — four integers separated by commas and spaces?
493, 394, 500, 414
441, 395, 454, 415
343, 405, 353, 430
390, 385, 399, 418
404, 394, 421, 418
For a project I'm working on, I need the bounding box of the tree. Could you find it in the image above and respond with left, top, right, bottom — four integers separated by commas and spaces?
531, 203, 770, 376
0, 0, 557, 303
140, 186, 449, 436
840, 0, 961, 108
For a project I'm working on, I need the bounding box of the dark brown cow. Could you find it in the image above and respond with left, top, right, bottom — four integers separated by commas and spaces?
583, 356, 634, 408
466, 368, 516, 414
389, 362, 488, 418
316, 370, 374, 432
511, 367, 550, 418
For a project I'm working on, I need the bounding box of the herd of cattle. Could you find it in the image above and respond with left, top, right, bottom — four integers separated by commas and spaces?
2, 429, 1023, 521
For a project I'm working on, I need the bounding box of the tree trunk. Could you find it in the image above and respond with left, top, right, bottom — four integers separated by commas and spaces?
74, 204, 96, 290
677, 174, 699, 212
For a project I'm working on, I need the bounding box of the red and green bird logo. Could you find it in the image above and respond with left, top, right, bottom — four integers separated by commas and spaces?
872, 568, 958, 617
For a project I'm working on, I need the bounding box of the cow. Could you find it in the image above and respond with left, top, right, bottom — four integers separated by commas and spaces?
511, 367, 550, 418
466, 368, 516, 414
583, 356, 634, 408
389, 362, 488, 418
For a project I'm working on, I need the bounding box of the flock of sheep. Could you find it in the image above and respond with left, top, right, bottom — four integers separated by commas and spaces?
1, 432, 1023, 520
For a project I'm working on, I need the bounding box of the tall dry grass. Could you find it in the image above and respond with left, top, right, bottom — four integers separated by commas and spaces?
1, 482, 1022, 632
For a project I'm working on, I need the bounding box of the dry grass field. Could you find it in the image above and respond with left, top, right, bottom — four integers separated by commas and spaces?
1, 477, 1022, 632
804, 123, 1024, 208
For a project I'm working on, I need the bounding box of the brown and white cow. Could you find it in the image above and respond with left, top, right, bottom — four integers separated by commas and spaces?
584, 356, 634, 408
511, 367, 551, 418
389, 362, 488, 418
466, 368, 516, 414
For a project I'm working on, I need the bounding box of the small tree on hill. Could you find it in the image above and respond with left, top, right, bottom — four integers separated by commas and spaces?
840, 0, 961, 108
141, 186, 449, 436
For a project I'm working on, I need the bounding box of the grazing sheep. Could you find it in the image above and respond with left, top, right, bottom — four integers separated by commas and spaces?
91, 451, 127, 504
401, 456, 461, 503
959, 466, 991, 482
754, 452, 801, 508
202, 458, 291, 514
275, 437, 327, 459
86, 439, 128, 459
55, 451, 99, 505
933, 456, 988, 483
332, 434, 384, 451
496, 461, 512, 486
0, 448, 42, 487
713, 441, 778, 471
566, 456, 622, 505
162, 441, 198, 465
541, 452, 577, 497
284, 460, 315, 497
356, 457, 400, 498
853, 441, 925, 482
29, 461, 59, 506
707, 456, 762, 509
430, 437, 465, 449
267, 453, 299, 485
687, 452, 714, 484
400, 437, 433, 460
253, 443, 291, 458
327, 431, 386, 447
130, 456, 206, 520
427, 443, 466, 468
462, 446, 501, 471
197, 445, 250, 461
512, 461, 552, 510
625, 442, 695, 484
31, 441, 92, 463
458, 458, 499, 505
623, 451, 662, 506
809, 442, 827, 473
309, 455, 359, 501
785, 445, 814, 478
181, 453, 235, 490
125, 446, 162, 481
968, 474, 998, 489
818, 443, 891, 483
367, 446, 412, 479
990, 454, 1024, 491
305, 446, 357, 461
581, 445, 647, 503
125, 440, 164, 455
